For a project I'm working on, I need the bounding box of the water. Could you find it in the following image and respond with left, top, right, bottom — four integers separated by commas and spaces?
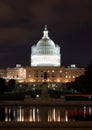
0, 106, 92, 122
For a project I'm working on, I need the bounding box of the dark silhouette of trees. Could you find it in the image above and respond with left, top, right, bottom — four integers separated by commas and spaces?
85, 62, 92, 76
68, 62, 92, 93
0, 78, 16, 94
0, 78, 6, 94
7, 79, 16, 92
0, 107, 5, 121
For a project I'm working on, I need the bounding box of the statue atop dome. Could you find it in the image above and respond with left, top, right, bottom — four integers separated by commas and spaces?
45, 25, 47, 30
42, 25, 49, 39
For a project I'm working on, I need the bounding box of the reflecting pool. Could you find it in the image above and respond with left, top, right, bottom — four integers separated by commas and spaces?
0, 106, 92, 122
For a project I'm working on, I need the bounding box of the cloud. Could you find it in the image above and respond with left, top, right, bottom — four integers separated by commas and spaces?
0, 0, 16, 21
0, 27, 31, 44
0, 0, 91, 67
0, 0, 92, 44
1, 0, 92, 26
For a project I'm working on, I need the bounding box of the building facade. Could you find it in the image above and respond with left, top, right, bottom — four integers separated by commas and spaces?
26, 65, 84, 83
0, 65, 84, 83
0, 26, 85, 83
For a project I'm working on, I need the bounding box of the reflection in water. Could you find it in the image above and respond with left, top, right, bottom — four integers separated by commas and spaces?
0, 106, 92, 122
4, 106, 41, 122
48, 108, 61, 122
67, 106, 92, 121
65, 111, 68, 122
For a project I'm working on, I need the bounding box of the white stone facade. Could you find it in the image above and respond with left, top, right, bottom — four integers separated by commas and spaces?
0, 65, 84, 83
31, 26, 61, 66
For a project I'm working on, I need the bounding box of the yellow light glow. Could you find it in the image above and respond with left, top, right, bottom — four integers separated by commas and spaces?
57, 79, 60, 82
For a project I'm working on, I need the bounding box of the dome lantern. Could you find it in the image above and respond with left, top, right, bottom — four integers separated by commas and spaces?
37, 26, 55, 47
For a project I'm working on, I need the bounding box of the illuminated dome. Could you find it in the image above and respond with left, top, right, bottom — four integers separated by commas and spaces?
31, 26, 61, 66
37, 26, 55, 47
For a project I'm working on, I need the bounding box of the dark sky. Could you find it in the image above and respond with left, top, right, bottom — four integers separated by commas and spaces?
0, 0, 92, 68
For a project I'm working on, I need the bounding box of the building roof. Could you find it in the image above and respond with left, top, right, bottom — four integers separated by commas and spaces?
37, 25, 55, 47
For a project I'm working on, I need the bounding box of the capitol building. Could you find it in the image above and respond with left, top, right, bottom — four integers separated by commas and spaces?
31, 26, 60, 67
0, 26, 84, 83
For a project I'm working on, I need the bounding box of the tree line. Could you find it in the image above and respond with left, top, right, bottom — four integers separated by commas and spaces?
0, 78, 15, 94
67, 62, 92, 93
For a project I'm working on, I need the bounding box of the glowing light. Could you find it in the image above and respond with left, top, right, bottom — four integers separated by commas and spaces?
31, 55, 60, 66
60, 70, 62, 72
73, 76, 75, 78
53, 108, 56, 121
65, 111, 68, 122
69, 76, 71, 78
29, 109, 32, 121
66, 75, 68, 78
57, 79, 60, 82
33, 107, 35, 121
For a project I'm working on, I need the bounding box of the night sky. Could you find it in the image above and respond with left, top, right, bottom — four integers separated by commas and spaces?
0, 0, 92, 68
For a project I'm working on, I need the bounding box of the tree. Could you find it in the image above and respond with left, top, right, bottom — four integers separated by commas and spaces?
0, 78, 6, 94
7, 79, 16, 92
69, 62, 92, 93
85, 62, 92, 76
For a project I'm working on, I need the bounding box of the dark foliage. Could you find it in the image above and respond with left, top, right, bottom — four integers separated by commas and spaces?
7, 79, 16, 91
48, 89, 61, 98
0, 78, 6, 94
68, 62, 92, 93
0, 78, 16, 94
